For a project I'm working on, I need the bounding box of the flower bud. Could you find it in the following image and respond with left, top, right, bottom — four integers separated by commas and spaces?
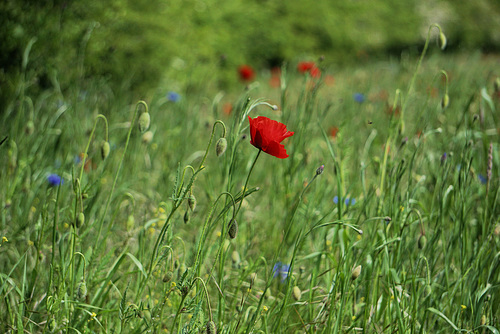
438, 32, 447, 50
228, 219, 238, 239
163, 271, 174, 283
418, 234, 427, 249
292, 286, 302, 301
25, 120, 34, 135
183, 210, 190, 224
138, 112, 150, 133
494, 78, 500, 93
480, 315, 486, 326
101, 141, 110, 160
142, 131, 153, 144
351, 265, 362, 281
231, 250, 240, 266
441, 94, 449, 109
188, 194, 196, 212
315, 164, 324, 175
76, 212, 85, 228
76, 281, 87, 300
206, 320, 217, 334
216, 137, 227, 157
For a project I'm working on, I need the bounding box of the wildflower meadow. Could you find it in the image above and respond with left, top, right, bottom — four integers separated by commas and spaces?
1, 11, 500, 334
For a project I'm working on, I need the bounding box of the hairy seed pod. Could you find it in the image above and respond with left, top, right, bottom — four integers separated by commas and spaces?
188, 194, 196, 212
138, 112, 150, 133
101, 141, 110, 160
216, 137, 227, 157
76, 281, 87, 300
228, 219, 238, 239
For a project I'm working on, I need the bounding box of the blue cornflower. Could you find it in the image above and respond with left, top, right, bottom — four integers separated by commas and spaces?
47, 174, 63, 186
272, 262, 290, 282
167, 91, 181, 102
353, 93, 365, 103
441, 152, 447, 164
333, 196, 356, 206
478, 174, 487, 184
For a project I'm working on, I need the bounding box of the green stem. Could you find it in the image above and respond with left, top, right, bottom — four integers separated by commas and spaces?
199, 120, 227, 169
235, 149, 262, 217
92, 102, 145, 253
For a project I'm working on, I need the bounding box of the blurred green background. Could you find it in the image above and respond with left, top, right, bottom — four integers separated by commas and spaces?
2, 0, 500, 101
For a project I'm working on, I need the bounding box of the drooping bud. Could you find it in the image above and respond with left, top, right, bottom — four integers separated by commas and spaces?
138, 112, 151, 133
25, 120, 34, 135
101, 141, 110, 160
142, 131, 153, 144
183, 210, 190, 224
418, 234, 427, 249
76, 212, 85, 228
206, 320, 217, 334
441, 94, 449, 109
163, 271, 174, 283
438, 31, 447, 50
494, 78, 500, 93
228, 219, 238, 239
215, 137, 227, 157
188, 194, 196, 212
231, 250, 240, 267
351, 265, 362, 281
292, 286, 302, 301
76, 281, 87, 300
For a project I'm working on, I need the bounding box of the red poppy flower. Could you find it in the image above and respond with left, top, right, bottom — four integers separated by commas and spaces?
238, 65, 255, 81
248, 116, 294, 159
297, 61, 315, 73
297, 61, 321, 78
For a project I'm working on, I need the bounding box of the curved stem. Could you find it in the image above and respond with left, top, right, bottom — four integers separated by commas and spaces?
92, 102, 145, 253
199, 120, 227, 169
192, 277, 213, 321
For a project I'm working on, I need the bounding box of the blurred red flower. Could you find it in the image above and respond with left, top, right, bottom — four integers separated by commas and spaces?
238, 65, 255, 81
329, 126, 339, 138
297, 61, 321, 78
223, 102, 233, 115
248, 116, 294, 159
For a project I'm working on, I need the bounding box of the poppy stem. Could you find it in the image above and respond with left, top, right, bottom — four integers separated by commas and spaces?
235, 149, 262, 217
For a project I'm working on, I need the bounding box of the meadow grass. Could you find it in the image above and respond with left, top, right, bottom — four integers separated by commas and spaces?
1, 31, 499, 333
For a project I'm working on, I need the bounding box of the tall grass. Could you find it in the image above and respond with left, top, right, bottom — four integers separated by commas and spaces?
0, 27, 499, 333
